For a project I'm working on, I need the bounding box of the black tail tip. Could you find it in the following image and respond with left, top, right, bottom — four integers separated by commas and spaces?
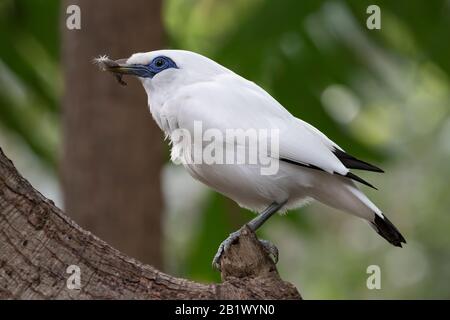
371, 214, 406, 247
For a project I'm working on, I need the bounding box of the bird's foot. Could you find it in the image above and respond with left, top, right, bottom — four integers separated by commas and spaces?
212, 230, 279, 270
212, 230, 241, 270
258, 239, 279, 264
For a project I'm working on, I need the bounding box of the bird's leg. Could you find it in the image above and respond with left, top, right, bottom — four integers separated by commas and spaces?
212, 200, 287, 270
247, 201, 287, 231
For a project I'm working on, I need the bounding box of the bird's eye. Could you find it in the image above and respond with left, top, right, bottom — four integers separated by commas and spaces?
155, 58, 165, 68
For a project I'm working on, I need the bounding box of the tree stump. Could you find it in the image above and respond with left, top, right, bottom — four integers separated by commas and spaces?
0, 147, 301, 299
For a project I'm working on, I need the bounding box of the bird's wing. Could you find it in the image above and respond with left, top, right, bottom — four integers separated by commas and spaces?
169, 74, 349, 176
296, 118, 383, 173
295, 118, 342, 151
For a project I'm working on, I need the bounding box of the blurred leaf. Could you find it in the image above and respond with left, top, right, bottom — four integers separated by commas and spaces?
0, 0, 60, 169
0, 92, 57, 167
209, 0, 384, 160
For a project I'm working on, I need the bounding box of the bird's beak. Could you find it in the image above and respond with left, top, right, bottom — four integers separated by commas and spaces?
102, 58, 146, 76
96, 56, 153, 85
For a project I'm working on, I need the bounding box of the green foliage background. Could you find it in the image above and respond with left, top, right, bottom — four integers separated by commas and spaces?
1, 0, 449, 298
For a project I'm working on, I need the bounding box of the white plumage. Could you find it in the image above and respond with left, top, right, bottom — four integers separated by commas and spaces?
98, 49, 405, 261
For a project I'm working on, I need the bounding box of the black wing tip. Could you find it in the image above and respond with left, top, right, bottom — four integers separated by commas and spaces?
281, 158, 379, 190
367, 164, 384, 173
372, 214, 406, 247
373, 166, 385, 173
357, 162, 384, 173
333, 148, 384, 173
345, 172, 378, 190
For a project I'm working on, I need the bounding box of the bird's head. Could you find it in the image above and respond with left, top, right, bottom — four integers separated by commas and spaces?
96, 50, 229, 92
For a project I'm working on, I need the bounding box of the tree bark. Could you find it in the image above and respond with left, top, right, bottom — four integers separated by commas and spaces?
61, 0, 165, 267
0, 148, 301, 299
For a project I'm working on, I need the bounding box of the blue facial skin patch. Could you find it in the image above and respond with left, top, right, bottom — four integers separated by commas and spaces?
126, 56, 179, 79
102, 55, 179, 85
145, 56, 179, 78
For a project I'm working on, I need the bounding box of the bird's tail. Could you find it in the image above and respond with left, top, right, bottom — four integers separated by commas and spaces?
311, 174, 406, 247
369, 214, 406, 247
344, 183, 407, 248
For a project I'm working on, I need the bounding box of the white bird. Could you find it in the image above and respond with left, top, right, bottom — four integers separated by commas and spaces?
96, 50, 405, 269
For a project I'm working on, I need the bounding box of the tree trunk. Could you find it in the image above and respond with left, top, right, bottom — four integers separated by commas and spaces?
0, 148, 301, 299
61, 0, 165, 267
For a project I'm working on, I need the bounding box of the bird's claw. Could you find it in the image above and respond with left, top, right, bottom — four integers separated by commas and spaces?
212, 232, 279, 270
212, 230, 241, 270
259, 239, 279, 264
